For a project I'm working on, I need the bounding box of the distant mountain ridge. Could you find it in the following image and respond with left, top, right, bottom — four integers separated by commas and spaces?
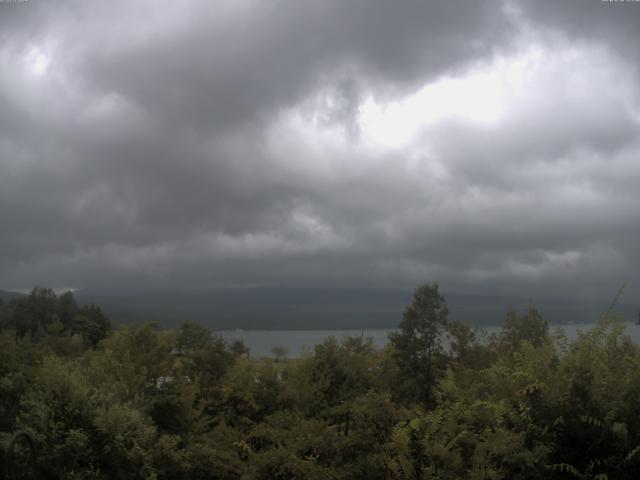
66, 287, 640, 330
0, 289, 25, 303
3, 286, 636, 330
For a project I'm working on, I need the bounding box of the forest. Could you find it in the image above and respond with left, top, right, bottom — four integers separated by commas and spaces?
1, 284, 640, 479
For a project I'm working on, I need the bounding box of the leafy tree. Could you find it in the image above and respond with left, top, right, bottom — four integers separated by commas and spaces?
1, 288, 110, 346
446, 319, 496, 370
0, 332, 41, 433
74, 304, 111, 347
176, 320, 212, 353
176, 424, 245, 479
500, 306, 548, 353
149, 376, 205, 436
230, 339, 251, 357
447, 320, 475, 359
389, 283, 449, 406
186, 333, 234, 389
56, 291, 79, 331
545, 317, 640, 479
17, 356, 102, 478
271, 346, 288, 363
0, 298, 8, 332
6, 287, 57, 338
293, 336, 379, 415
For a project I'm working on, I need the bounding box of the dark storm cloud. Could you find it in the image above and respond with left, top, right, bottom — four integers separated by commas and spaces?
518, 0, 640, 64
82, 0, 513, 132
0, 0, 639, 300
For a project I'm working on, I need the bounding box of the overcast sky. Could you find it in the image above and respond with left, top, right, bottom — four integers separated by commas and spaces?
1, 0, 639, 299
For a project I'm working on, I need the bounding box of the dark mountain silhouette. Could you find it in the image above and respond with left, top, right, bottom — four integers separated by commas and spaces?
64, 288, 640, 330
0, 289, 25, 303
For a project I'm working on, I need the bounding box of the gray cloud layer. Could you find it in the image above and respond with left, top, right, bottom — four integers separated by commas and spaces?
1, 0, 639, 300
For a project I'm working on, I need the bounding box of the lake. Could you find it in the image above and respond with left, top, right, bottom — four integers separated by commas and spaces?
219, 321, 640, 358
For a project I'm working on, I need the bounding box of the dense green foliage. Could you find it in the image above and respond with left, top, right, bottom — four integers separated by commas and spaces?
1, 284, 640, 479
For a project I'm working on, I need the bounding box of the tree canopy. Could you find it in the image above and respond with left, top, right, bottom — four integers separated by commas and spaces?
389, 283, 449, 406
1, 284, 639, 479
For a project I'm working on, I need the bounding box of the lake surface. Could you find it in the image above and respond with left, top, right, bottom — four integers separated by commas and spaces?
219, 321, 640, 358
